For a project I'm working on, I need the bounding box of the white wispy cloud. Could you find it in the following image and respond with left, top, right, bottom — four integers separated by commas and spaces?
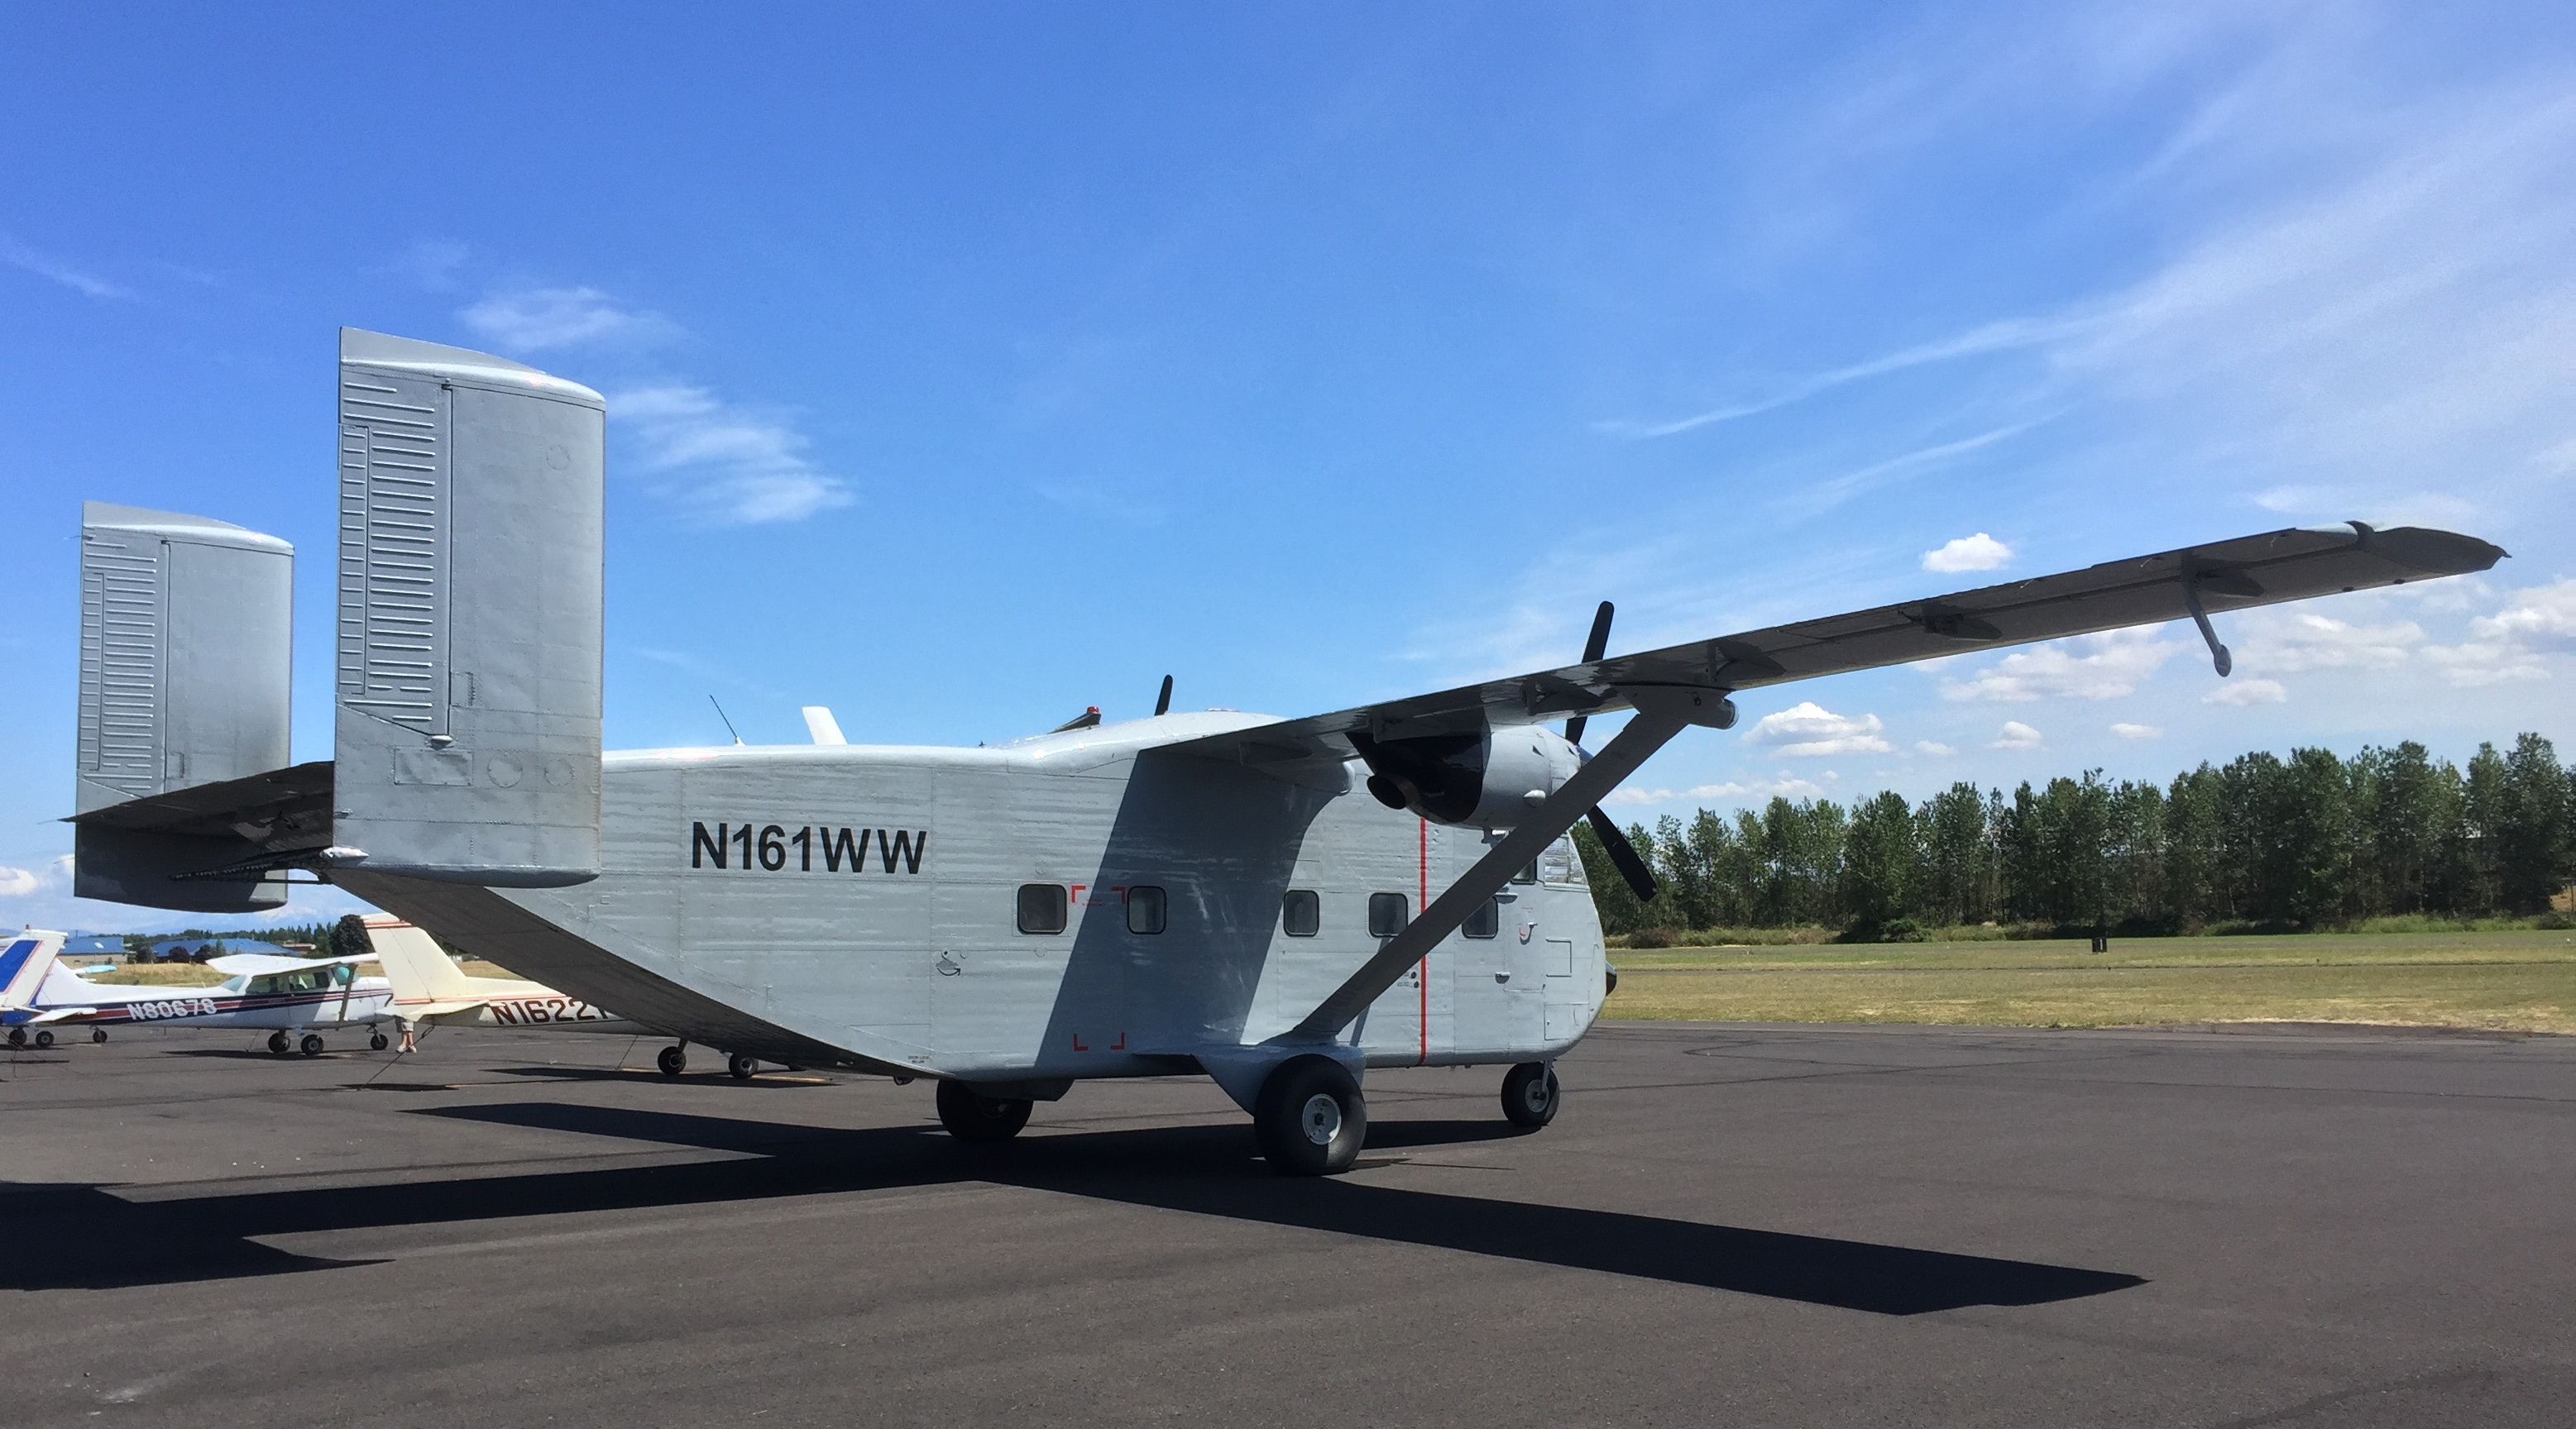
1914, 740, 1956, 756
1597, 314, 2084, 438
2110, 721, 2162, 739
1991, 720, 2044, 750
1922, 532, 2013, 574
462, 285, 678, 352
1603, 775, 1825, 808
1776, 423, 2040, 519
2204, 676, 2287, 705
1940, 628, 2181, 702
1742, 700, 1892, 758
614, 385, 854, 526
1, 233, 135, 300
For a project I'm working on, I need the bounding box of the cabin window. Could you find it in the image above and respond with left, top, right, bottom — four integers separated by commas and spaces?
1017, 883, 1068, 934
1127, 885, 1167, 934
1281, 889, 1319, 937
1463, 896, 1500, 939
1537, 836, 1580, 885
1512, 861, 1538, 885
1368, 892, 1409, 938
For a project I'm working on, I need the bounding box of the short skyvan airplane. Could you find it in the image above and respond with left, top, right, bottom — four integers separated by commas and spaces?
61, 330, 2505, 1171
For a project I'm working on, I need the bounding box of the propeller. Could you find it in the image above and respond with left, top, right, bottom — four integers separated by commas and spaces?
1562, 600, 1658, 903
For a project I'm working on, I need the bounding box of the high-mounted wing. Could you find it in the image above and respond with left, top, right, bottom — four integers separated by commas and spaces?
203, 950, 381, 977
1163, 523, 2503, 778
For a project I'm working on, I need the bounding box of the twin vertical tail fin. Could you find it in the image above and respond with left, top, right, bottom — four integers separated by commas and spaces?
69, 329, 609, 911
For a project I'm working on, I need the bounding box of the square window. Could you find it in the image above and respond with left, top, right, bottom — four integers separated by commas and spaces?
1127, 885, 1166, 934
1463, 897, 1499, 939
1512, 860, 1538, 885
1017, 883, 1067, 934
1282, 889, 1319, 937
1368, 891, 1409, 938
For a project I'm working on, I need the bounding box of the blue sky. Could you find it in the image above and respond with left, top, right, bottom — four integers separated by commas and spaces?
6, 2, 2574, 930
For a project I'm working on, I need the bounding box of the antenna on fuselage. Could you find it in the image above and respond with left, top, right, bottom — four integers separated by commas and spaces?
1154, 674, 1173, 716
707, 695, 745, 746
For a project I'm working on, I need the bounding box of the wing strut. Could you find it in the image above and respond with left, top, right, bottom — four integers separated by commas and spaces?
1281, 685, 1733, 1043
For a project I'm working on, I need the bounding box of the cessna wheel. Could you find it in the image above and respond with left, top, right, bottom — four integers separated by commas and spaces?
1501, 1061, 1560, 1130
1253, 1055, 1367, 1176
5, 1028, 22, 1049
657, 1044, 687, 1078
935, 1079, 1032, 1143
267, 1031, 293, 1055
727, 1054, 759, 1081
91, 1028, 109, 1044
370, 1031, 390, 1051
299, 1034, 326, 1058
32, 1029, 55, 1050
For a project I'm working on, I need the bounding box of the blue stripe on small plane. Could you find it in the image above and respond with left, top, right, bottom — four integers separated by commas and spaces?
0, 938, 36, 994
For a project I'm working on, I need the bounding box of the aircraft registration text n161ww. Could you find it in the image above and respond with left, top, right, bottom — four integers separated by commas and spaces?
60, 329, 2506, 1173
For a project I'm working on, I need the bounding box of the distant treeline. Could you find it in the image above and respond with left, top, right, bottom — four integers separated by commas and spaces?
107, 915, 371, 958
1574, 733, 2576, 939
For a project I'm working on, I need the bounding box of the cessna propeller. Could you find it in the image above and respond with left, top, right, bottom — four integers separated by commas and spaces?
1563, 601, 1659, 903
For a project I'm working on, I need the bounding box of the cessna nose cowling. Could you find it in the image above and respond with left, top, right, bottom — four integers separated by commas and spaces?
1349, 726, 1582, 830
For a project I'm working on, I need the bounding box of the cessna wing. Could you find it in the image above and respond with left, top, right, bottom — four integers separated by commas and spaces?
1161, 522, 2503, 777
202, 950, 379, 978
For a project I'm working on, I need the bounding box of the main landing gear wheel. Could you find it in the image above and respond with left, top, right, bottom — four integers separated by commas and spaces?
370, 1031, 390, 1051
1501, 1061, 1560, 1130
657, 1044, 687, 1078
727, 1053, 759, 1081
267, 1030, 293, 1056
5, 1028, 22, 1049
299, 1034, 326, 1058
91, 1028, 109, 1044
1253, 1055, 1367, 1177
935, 1079, 1032, 1142
32, 1029, 55, 1050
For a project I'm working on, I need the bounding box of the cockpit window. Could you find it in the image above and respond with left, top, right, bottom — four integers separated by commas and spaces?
1536, 837, 1580, 885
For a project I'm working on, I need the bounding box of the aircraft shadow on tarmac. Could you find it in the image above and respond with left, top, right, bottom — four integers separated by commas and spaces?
0, 1102, 2143, 1315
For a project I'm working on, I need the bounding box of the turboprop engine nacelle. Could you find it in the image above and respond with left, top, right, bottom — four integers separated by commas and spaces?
1350, 725, 1584, 830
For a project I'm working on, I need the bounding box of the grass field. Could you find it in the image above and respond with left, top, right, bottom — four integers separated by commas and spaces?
79, 933, 2576, 1034
1605, 930, 2576, 1033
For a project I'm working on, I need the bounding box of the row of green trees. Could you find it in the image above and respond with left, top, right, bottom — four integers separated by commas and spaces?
1574, 734, 2576, 936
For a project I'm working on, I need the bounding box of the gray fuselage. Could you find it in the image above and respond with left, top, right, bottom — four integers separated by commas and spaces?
338, 712, 1608, 1080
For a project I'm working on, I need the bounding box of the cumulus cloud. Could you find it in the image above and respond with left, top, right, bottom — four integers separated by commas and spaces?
1603, 776, 1824, 808
1990, 720, 2043, 750
2110, 721, 2162, 739
0, 864, 42, 896
2203, 677, 2287, 705
1742, 700, 1892, 758
614, 385, 854, 526
1915, 740, 1956, 756
1921, 532, 2013, 574
461, 285, 678, 352
1940, 628, 2181, 702
2234, 611, 2425, 672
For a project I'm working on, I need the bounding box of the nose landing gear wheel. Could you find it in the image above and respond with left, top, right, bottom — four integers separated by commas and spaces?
370, 1032, 390, 1051
299, 1034, 325, 1057
1253, 1055, 1367, 1176
657, 1044, 687, 1078
1501, 1061, 1559, 1129
935, 1078, 1033, 1142
727, 1054, 759, 1080
267, 1030, 293, 1055
91, 1028, 109, 1044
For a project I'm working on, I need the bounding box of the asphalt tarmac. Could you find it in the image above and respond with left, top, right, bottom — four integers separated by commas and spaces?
4, 1020, 2570, 1427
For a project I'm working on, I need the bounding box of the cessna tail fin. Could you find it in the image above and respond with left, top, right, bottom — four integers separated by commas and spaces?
362, 917, 476, 1001
328, 328, 606, 888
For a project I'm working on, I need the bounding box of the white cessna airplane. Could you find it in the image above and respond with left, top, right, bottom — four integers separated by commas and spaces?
362, 916, 781, 1078
60, 329, 2506, 1172
1, 929, 393, 1055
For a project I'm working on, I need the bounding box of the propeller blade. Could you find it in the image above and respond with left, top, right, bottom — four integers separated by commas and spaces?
1563, 600, 1616, 746
1585, 805, 1657, 902
1154, 674, 1174, 717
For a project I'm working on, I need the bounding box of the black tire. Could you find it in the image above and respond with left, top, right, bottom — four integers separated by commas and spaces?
657, 1044, 687, 1078
5, 1028, 23, 1049
370, 1032, 390, 1051
1253, 1056, 1367, 1176
299, 1034, 325, 1058
33, 1029, 55, 1050
935, 1079, 1032, 1142
1501, 1061, 1559, 1130
92, 1028, 109, 1044
267, 1030, 293, 1055
727, 1053, 759, 1081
